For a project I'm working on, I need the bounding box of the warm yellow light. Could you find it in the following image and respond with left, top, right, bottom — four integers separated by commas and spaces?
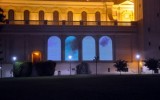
34, 52, 39, 56
140, 61, 143, 66
124, 14, 130, 19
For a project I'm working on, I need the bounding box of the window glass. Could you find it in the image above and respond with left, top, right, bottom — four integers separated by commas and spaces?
65, 36, 78, 61
82, 36, 96, 61
48, 36, 61, 61
99, 36, 113, 60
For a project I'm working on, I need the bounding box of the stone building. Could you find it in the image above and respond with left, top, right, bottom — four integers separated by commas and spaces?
0, 0, 159, 77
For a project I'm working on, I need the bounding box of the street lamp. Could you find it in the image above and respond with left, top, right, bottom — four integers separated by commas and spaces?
94, 56, 99, 75
136, 54, 140, 74
68, 55, 72, 75
12, 56, 17, 77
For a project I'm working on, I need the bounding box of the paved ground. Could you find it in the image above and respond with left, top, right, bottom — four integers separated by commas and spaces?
0, 75, 160, 100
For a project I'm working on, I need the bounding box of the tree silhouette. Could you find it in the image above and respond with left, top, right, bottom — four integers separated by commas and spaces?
0, 8, 6, 23
114, 59, 128, 75
144, 58, 160, 74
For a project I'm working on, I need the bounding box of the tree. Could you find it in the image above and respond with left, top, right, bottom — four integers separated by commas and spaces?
0, 8, 6, 23
76, 62, 90, 74
114, 59, 128, 75
144, 58, 160, 74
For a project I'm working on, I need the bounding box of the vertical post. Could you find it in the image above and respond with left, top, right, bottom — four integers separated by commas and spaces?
70, 61, 71, 75
0, 59, 3, 78
12, 56, 17, 77
96, 60, 97, 75
94, 56, 99, 75
0, 64, 2, 78
138, 60, 139, 74
68, 55, 72, 75
136, 54, 140, 74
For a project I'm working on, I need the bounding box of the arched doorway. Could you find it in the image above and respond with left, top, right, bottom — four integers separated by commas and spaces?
32, 51, 42, 63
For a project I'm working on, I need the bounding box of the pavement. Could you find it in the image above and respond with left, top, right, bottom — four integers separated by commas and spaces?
0, 74, 160, 100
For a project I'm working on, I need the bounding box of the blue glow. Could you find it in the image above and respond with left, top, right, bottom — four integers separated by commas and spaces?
82, 36, 96, 61
47, 36, 61, 61
99, 36, 113, 60
65, 36, 78, 61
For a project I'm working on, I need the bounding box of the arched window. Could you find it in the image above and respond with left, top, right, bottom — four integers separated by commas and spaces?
24, 10, 30, 20
81, 11, 87, 21
82, 36, 96, 61
99, 36, 113, 60
53, 11, 59, 25
8, 9, 14, 21
65, 36, 79, 61
39, 10, 44, 20
95, 11, 101, 21
39, 10, 45, 25
68, 11, 73, 25
48, 36, 61, 61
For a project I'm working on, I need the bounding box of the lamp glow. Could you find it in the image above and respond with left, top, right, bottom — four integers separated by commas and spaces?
12, 56, 17, 61
68, 55, 72, 60
136, 54, 140, 59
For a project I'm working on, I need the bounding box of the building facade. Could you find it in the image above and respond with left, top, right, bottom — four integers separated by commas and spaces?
0, 0, 159, 77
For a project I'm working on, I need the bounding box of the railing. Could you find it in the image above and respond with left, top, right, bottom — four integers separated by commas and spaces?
5, 20, 137, 26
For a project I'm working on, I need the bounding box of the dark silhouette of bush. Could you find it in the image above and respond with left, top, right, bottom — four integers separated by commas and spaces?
20, 62, 32, 77
13, 62, 32, 77
34, 61, 56, 76
114, 59, 128, 75
76, 62, 90, 74
144, 58, 160, 74
0, 8, 6, 23
13, 62, 23, 77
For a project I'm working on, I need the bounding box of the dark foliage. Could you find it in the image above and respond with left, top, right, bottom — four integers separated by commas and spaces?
13, 62, 23, 77
76, 62, 90, 74
0, 8, 6, 23
34, 60, 56, 76
114, 59, 128, 74
20, 62, 32, 77
13, 62, 32, 77
144, 58, 160, 73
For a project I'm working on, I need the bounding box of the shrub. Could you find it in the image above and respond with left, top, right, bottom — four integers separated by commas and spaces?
76, 62, 90, 74
34, 61, 56, 76
20, 62, 32, 77
144, 58, 160, 74
13, 62, 32, 77
13, 62, 23, 77
114, 59, 128, 75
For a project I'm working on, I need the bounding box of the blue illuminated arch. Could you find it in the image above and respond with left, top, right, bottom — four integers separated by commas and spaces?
99, 36, 113, 60
65, 36, 79, 61
47, 36, 61, 61
82, 36, 96, 61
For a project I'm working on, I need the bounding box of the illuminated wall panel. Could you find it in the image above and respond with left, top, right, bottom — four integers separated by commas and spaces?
65, 36, 79, 61
82, 36, 96, 61
47, 36, 61, 61
99, 36, 113, 60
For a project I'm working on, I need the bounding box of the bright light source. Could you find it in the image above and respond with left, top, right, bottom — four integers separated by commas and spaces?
68, 55, 72, 60
12, 56, 17, 61
0, 67, 1, 70
34, 52, 39, 56
136, 54, 140, 59
124, 14, 130, 19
